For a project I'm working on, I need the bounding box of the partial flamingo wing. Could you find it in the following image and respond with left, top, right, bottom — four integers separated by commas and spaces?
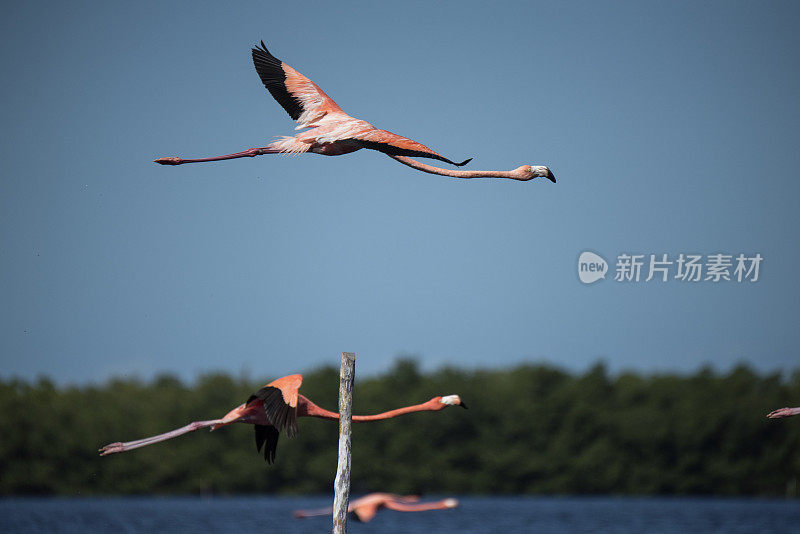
246, 374, 303, 463
352, 128, 472, 167
346, 493, 394, 522
252, 41, 344, 128
252, 424, 280, 463
351, 502, 380, 523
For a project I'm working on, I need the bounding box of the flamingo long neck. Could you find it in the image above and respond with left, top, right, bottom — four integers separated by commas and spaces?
390, 155, 540, 181
388, 499, 455, 512
298, 395, 440, 422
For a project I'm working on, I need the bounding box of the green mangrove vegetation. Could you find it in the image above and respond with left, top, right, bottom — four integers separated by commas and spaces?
1, 360, 798, 496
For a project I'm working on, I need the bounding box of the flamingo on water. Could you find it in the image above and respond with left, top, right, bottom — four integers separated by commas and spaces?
767, 406, 800, 418
155, 41, 555, 182
293, 493, 459, 523
99, 374, 467, 463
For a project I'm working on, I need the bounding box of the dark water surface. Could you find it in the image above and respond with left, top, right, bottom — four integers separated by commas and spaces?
1, 496, 798, 533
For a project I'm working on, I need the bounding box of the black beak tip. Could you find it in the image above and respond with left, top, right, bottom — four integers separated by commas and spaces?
460, 402, 468, 410
547, 169, 556, 183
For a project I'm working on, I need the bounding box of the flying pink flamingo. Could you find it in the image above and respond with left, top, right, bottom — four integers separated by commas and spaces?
767, 406, 800, 418
99, 374, 467, 463
154, 41, 555, 182
293, 493, 459, 523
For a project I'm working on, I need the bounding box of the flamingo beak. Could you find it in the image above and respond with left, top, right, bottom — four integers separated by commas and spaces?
529, 165, 556, 183
459, 401, 468, 409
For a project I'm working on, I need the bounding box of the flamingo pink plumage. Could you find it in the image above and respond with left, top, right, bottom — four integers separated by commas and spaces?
155, 41, 555, 182
293, 493, 459, 523
99, 374, 467, 463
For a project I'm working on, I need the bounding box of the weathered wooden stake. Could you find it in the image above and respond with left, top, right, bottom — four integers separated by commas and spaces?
332, 352, 355, 534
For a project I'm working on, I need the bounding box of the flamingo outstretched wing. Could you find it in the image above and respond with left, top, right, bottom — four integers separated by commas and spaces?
246, 373, 302, 462
253, 42, 471, 167
351, 128, 472, 167
252, 41, 344, 128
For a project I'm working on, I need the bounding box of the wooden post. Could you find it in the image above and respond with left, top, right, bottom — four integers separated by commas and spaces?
332, 352, 355, 534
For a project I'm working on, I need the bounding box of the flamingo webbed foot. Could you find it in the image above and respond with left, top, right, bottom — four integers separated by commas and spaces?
767, 407, 800, 419
154, 157, 183, 165
98, 442, 124, 456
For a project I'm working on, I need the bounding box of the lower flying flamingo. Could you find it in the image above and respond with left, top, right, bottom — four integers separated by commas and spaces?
99, 374, 467, 463
767, 406, 800, 418
154, 41, 555, 182
293, 493, 459, 523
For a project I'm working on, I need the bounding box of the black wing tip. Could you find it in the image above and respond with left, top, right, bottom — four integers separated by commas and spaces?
454, 158, 472, 167
254, 425, 279, 464
250, 41, 304, 121
253, 40, 269, 55
252, 40, 280, 63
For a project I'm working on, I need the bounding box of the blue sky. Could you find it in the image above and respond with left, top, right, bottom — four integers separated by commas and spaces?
2, 1, 799, 384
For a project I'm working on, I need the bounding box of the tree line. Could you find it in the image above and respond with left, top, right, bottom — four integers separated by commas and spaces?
1, 360, 798, 496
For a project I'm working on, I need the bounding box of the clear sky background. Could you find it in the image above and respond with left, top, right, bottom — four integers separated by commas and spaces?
2, 1, 799, 384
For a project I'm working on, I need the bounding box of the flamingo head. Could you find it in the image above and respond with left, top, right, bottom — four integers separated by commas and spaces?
443, 498, 459, 508
527, 165, 556, 183
439, 394, 468, 409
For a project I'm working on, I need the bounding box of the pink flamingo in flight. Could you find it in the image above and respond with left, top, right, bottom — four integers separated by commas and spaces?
293, 493, 459, 523
99, 374, 467, 463
155, 41, 555, 182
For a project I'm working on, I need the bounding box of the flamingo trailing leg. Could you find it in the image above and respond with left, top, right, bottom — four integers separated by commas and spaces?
99, 374, 467, 463
155, 41, 555, 183
767, 406, 800, 418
